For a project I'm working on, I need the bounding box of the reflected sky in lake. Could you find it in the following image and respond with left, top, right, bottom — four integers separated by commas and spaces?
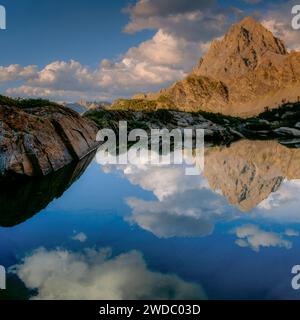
1, 140, 300, 300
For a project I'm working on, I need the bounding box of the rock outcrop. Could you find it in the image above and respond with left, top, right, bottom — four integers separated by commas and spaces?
0, 104, 98, 177
116, 17, 300, 117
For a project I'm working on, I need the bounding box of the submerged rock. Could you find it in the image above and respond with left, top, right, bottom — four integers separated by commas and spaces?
0, 104, 98, 177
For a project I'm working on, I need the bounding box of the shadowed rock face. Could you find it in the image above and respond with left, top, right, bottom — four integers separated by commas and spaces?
0, 153, 94, 227
204, 140, 300, 211
0, 105, 98, 177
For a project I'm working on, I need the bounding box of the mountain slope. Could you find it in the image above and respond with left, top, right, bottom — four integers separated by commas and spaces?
113, 17, 300, 117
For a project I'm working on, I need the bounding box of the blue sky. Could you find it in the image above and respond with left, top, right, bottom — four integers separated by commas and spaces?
0, 0, 298, 101
0, 0, 154, 67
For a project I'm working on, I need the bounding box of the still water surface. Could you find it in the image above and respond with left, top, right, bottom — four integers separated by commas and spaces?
1, 140, 300, 300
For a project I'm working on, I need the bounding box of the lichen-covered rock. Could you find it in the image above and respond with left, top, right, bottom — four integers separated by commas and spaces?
0, 104, 98, 177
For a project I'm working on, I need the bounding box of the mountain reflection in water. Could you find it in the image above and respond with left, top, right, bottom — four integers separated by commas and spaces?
1, 139, 300, 228
204, 140, 300, 211
2, 139, 300, 300
101, 140, 300, 238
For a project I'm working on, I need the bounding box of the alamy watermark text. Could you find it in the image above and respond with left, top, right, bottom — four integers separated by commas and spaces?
95, 122, 204, 176
292, 5, 300, 30
0, 5, 5, 30
0, 265, 5, 290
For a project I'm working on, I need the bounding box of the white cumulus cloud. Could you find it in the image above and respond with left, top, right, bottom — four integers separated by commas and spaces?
0, 64, 38, 83
233, 224, 294, 252
4, 29, 207, 101
11, 247, 205, 300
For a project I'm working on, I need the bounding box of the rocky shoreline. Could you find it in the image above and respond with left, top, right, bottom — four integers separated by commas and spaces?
0, 99, 98, 177
1, 96, 300, 178
85, 101, 300, 148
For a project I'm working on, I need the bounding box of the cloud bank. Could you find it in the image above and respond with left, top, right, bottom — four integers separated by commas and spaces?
12, 247, 205, 300
5, 31, 205, 101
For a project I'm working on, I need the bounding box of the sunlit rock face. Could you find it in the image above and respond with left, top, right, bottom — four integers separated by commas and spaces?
130, 17, 300, 117
0, 104, 98, 177
204, 140, 300, 211
194, 17, 288, 82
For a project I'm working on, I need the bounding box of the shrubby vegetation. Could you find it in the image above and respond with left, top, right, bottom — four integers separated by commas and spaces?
2, 93, 300, 145
0, 95, 60, 109
257, 102, 300, 124
84, 109, 149, 132
87, 99, 300, 130
194, 110, 243, 127
110, 99, 159, 112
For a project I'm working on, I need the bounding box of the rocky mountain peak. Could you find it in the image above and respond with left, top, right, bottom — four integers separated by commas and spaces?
122, 17, 300, 117
194, 16, 287, 82
230, 16, 287, 55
